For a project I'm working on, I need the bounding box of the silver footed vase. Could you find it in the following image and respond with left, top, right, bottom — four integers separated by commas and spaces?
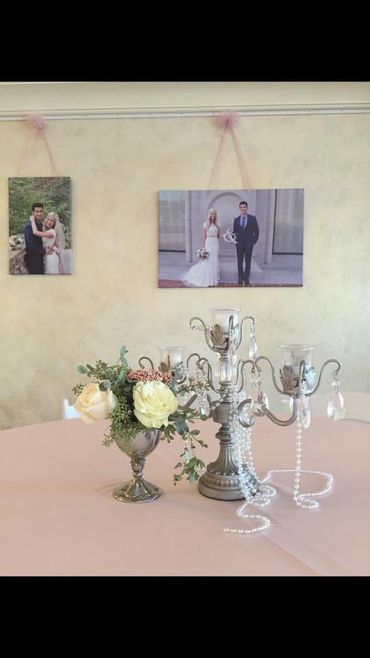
113, 429, 162, 503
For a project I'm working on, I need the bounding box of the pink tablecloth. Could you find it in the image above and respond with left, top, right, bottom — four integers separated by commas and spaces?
0, 416, 369, 576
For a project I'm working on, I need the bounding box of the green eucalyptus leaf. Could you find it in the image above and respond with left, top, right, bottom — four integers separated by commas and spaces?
175, 420, 188, 435
117, 367, 126, 382
99, 380, 111, 391
77, 365, 88, 374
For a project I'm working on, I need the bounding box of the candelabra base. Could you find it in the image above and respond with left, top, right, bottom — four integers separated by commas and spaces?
198, 399, 259, 500
198, 468, 258, 501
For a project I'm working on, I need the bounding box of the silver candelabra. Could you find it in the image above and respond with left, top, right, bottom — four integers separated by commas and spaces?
188, 308, 343, 501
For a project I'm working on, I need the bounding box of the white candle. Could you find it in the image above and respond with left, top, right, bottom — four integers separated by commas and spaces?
212, 308, 240, 334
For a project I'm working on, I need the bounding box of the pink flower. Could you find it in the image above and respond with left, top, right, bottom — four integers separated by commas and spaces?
128, 369, 172, 385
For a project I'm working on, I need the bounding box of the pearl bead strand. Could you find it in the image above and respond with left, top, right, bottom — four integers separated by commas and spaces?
224, 395, 335, 537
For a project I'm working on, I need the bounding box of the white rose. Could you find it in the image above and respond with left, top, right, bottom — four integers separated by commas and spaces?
133, 380, 178, 429
74, 383, 118, 424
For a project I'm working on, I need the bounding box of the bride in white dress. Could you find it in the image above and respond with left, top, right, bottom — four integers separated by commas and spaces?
183, 208, 220, 287
30, 211, 66, 274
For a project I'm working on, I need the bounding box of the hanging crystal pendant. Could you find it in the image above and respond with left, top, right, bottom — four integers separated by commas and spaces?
250, 370, 268, 411
250, 377, 257, 404
250, 370, 259, 397
230, 345, 238, 379
196, 365, 205, 385
327, 375, 345, 421
281, 394, 294, 410
197, 391, 210, 417
298, 396, 311, 429
327, 392, 345, 420
230, 345, 237, 368
249, 324, 258, 360
201, 396, 210, 418
257, 390, 269, 410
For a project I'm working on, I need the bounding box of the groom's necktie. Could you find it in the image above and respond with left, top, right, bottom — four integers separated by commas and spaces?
241, 216, 245, 230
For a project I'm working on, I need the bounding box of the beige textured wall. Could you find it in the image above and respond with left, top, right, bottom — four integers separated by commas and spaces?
0, 83, 369, 429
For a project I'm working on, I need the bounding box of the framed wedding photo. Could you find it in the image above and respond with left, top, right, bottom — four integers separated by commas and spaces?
158, 188, 304, 288
8, 176, 72, 275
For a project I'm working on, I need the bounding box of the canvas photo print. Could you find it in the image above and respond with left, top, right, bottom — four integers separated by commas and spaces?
158, 188, 304, 288
9, 177, 72, 275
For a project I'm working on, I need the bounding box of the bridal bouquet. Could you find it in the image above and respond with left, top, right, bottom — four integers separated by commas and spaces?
73, 345, 209, 483
197, 248, 209, 259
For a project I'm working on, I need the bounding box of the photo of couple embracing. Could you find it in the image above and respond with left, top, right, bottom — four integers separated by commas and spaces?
9, 177, 72, 276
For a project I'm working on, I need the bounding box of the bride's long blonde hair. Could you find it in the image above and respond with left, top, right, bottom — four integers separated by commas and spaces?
44, 211, 65, 249
207, 208, 219, 227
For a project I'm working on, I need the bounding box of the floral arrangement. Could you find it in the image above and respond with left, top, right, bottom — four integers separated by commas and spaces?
196, 248, 209, 259
73, 346, 209, 483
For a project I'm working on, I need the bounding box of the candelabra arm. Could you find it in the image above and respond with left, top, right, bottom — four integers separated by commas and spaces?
205, 330, 217, 352
306, 359, 342, 397
255, 356, 286, 395
261, 398, 299, 426
190, 316, 216, 352
236, 315, 256, 350
236, 359, 255, 393
184, 351, 218, 394
197, 358, 217, 392
238, 396, 298, 427
237, 398, 258, 427
190, 316, 207, 332
138, 356, 154, 369
186, 352, 202, 368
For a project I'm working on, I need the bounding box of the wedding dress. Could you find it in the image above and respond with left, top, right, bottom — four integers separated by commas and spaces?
43, 231, 59, 274
183, 223, 220, 287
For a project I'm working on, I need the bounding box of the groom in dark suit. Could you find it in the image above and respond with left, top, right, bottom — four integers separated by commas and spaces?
233, 200, 259, 285
24, 202, 45, 274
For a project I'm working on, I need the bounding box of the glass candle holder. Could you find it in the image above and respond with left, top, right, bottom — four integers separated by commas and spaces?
211, 308, 240, 334
158, 346, 185, 368
278, 344, 316, 392
278, 345, 314, 374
